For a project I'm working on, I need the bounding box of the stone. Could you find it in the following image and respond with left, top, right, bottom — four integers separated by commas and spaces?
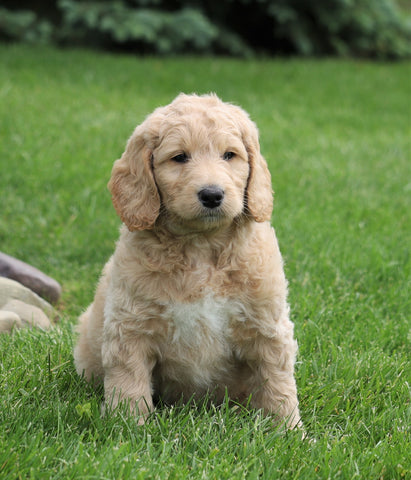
0, 277, 58, 321
2, 299, 52, 330
0, 252, 61, 303
0, 310, 22, 333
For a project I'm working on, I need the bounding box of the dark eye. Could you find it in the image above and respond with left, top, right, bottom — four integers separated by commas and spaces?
171, 153, 188, 163
223, 151, 235, 161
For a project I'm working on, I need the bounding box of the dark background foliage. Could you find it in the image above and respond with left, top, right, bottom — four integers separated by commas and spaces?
1, 0, 410, 58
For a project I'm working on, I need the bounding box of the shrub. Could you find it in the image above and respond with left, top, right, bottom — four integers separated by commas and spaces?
264, 0, 411, 58
57, 0, 249, 55
0, 7, 52, 44
0, 0, 409, 58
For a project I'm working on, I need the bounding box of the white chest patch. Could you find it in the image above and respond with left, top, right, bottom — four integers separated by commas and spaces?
164, 295, 240, 347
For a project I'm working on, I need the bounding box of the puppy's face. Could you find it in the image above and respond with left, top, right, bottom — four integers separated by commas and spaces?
108, 94, 273, 232
152, 110, 250, 232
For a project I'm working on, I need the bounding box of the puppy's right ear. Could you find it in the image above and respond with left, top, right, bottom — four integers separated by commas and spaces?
108, 123, 161, 231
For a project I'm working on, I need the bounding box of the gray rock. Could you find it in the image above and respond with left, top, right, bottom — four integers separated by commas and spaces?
0, 252, 61, 303
0, 310, 22, 333
0, 277, 58, 321
2, 299, 52, 330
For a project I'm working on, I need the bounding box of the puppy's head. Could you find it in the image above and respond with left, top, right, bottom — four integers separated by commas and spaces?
108, 94, 273, 232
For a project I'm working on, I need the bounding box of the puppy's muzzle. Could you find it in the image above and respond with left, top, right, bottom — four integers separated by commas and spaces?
198, 186, 225, 209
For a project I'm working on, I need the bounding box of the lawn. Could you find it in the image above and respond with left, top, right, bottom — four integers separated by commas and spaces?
0, 45, 410, 479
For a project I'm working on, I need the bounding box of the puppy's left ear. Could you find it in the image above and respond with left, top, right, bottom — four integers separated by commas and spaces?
242, 121, 273, 222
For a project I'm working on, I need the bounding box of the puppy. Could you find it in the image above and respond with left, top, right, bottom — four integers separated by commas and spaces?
74, 93, 301, 428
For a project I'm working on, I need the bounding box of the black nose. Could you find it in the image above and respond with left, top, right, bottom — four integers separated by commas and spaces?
198, 186, 225, 209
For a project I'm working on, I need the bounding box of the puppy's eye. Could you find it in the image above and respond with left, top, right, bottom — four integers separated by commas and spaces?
223, 151, 235, 161
171, 153, 188, 164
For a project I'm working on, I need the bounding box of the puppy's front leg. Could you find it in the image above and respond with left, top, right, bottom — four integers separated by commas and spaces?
246, 335, 301, 429
102, 338, 156, 424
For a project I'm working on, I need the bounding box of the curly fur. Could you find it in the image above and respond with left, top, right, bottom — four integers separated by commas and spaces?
73, 93, 301, 428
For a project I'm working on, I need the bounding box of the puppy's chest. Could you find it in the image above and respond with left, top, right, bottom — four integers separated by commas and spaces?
162, 295, 241, 349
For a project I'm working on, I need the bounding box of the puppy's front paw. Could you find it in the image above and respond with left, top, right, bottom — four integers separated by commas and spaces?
102, 389, 153, 424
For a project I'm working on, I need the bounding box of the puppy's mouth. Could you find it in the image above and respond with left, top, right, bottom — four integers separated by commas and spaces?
198, 207, 225, 222
164, 203, 231, 235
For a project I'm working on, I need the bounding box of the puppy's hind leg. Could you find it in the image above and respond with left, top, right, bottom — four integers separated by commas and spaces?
73, 305, 105, 384
74, 259, 111, 384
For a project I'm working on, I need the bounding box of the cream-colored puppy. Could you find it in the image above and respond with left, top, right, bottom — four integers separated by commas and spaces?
74, 93, 301, 428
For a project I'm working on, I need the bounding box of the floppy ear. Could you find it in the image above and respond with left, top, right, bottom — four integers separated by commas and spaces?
242, 121, 273, 222
108, 123, 161, 231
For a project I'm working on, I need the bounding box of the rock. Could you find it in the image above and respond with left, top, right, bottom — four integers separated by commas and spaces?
0, 310, 22, 333
0, 252, 61, 303
0, 277, 58, 321
2, 299, 52, 330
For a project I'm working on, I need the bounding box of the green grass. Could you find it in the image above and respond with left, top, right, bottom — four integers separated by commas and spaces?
0, 45, 410, 479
